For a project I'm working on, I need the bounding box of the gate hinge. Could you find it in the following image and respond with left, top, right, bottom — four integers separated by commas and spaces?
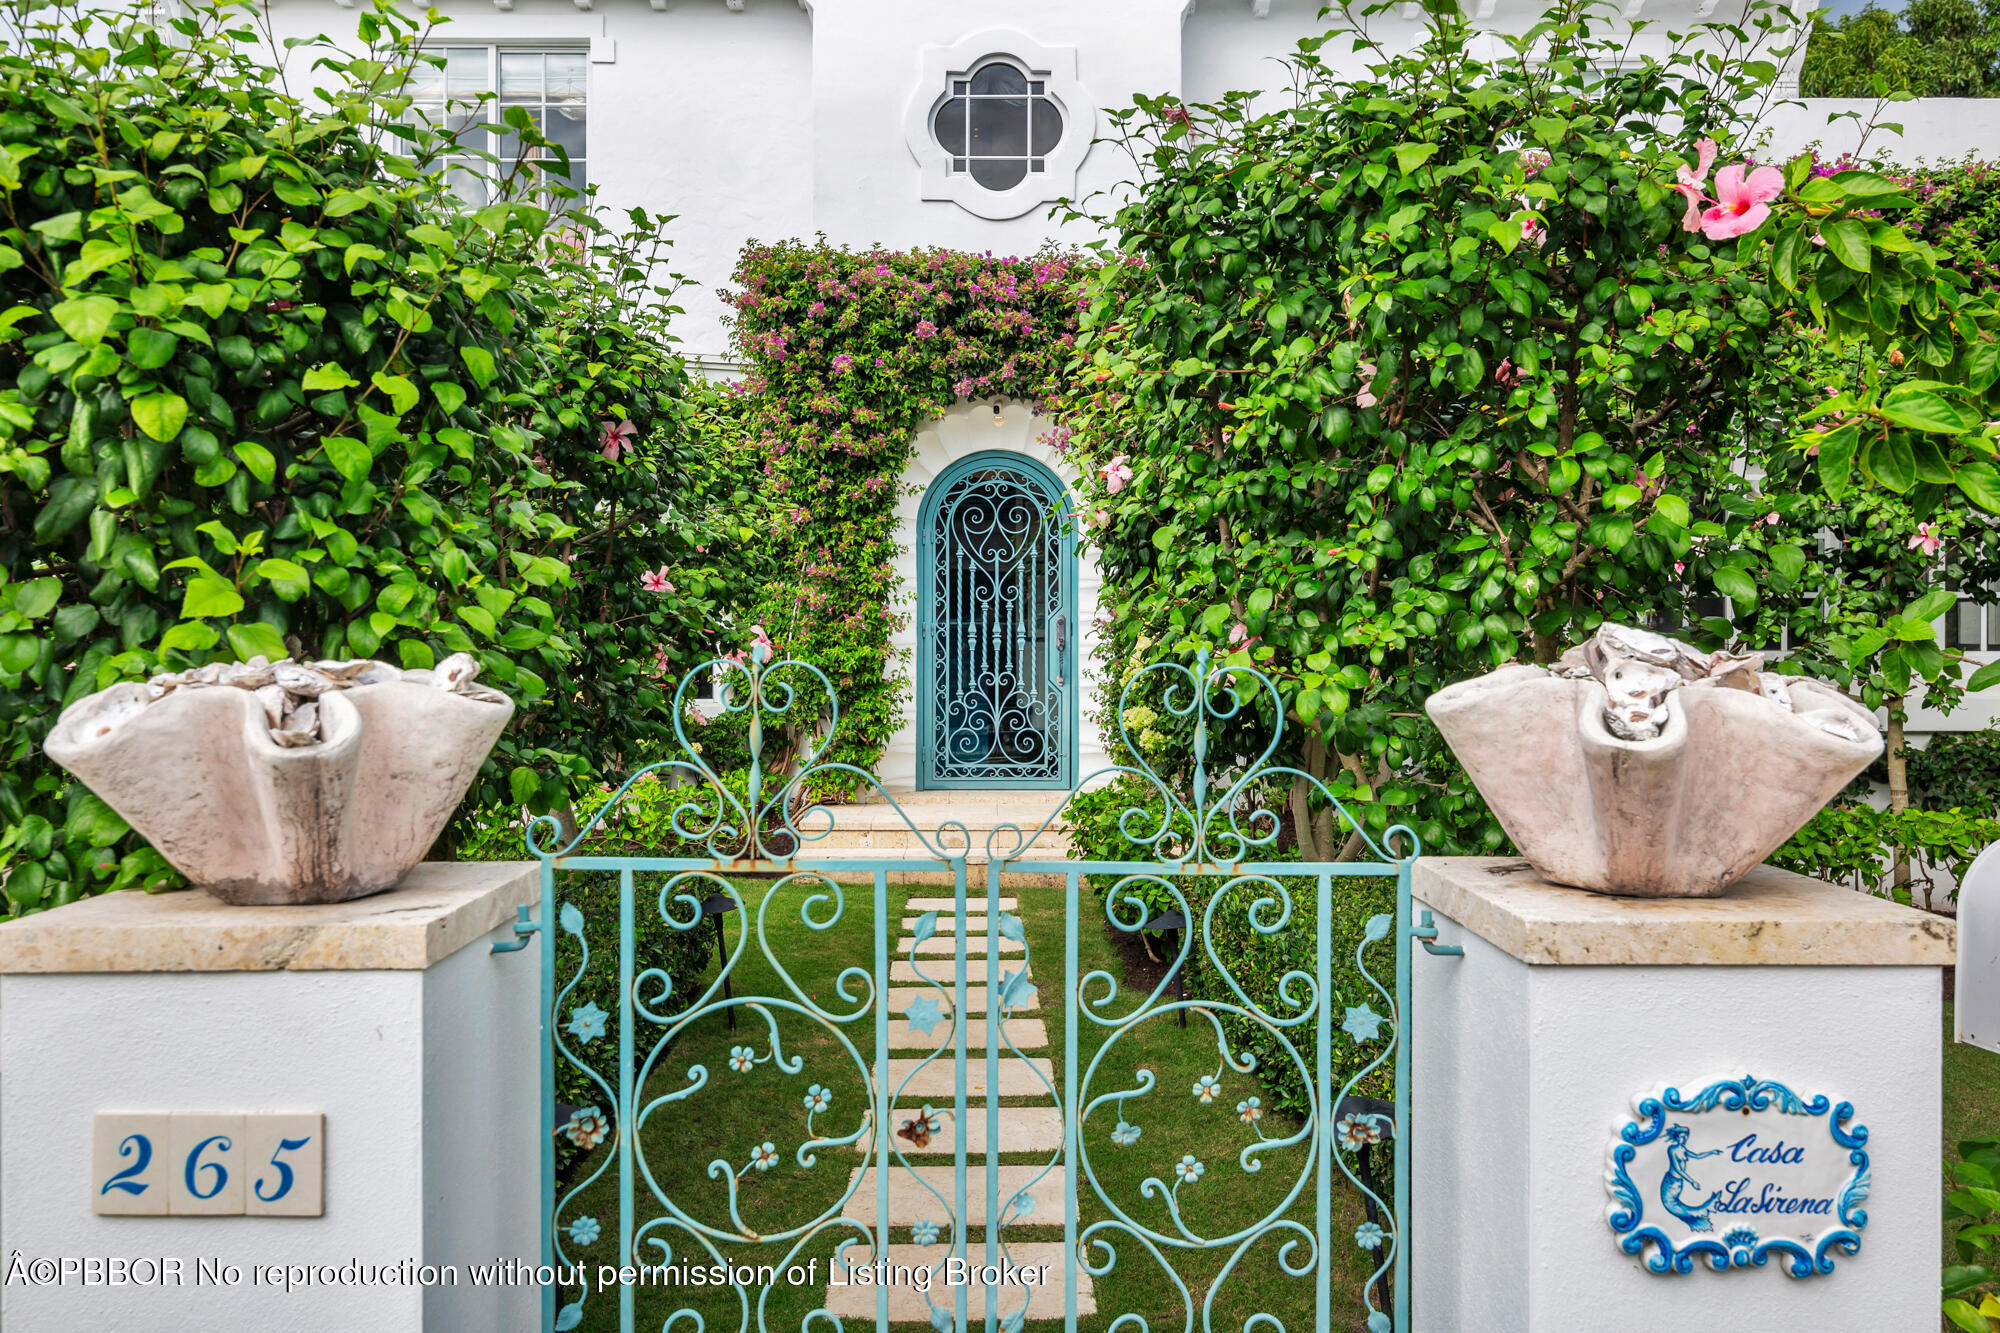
1414, 909, 1463, 957
491, 904, 540, 954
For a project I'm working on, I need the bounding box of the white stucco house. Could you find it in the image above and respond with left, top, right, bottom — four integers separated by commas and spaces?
248, 0, 2000, 793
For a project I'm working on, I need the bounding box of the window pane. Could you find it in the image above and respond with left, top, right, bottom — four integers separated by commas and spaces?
546, 52, 586, 95
969, 62, 1027, 95
408, 58, 444, 96
971, 158, 1026, 190
932, 98, 968, 154
1951, 600, 1985, 650
969, 96, 1027, 157
1030, 99, 1062, 154
1029, 80, 1044, 94
446, 47, 486, 93
498, 51, 542, 96
544, 105, 586, 160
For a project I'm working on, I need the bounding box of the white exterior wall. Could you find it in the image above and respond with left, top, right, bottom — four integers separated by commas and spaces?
1413, 921, 1941, 1330
0, 922, 539, 1331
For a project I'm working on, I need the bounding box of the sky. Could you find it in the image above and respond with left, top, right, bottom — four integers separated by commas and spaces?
1814, 0, 1904, 16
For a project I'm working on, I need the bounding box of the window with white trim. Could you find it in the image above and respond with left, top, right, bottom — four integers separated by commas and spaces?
407, 46, 587, 205
929, 59, 1065, 193
1948, 594, 2000, 653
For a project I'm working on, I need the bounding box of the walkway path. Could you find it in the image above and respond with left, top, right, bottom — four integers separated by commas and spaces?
821, 895, 1094, 1323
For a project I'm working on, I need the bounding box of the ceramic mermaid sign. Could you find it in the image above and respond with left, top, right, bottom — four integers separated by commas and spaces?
1606, 1076, 1869, 1276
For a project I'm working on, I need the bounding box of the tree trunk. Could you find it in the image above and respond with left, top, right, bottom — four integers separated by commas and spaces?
1886, 701, 1911, 904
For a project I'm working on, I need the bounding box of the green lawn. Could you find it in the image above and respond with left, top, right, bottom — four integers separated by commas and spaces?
1946, 1001, 2000, 1277
551, 873, 1386, 1332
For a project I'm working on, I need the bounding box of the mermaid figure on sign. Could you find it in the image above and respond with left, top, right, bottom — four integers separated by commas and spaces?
1660, 1123, 1724, 1231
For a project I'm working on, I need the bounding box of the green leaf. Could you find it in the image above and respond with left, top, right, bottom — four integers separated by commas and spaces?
1820, 219, 1871, 272
301, 363, 360, 391
129, 391, 187, 442
1958, 460, 2000, 514
1393, 142, 1438, 174
1817, 423, 1859, 501
1967, 661, 2000, 693
0, 633, 39, 673
1712, 566, 1758, 607
370, 371, 419, 415
1879, 384, 1983, 434
458, 605, 498, 638
13, 575, 61, 619
127, 326, 178, 370
158, 620, 219, 653
226, 621, 289, 663
1653, 494, 1690, 528
65, 793, 130, 849
433, 381, 467, 416
1769, 545, 1805, 583
1907, 588, 1957, 624
322, 435, 373, 481
1861, 433, 1916, 493
460, 345, 497, 389
232, 441, 276, 484
255, 558, 311, 602
180, 575, 244, 619
50, 294, 117, 344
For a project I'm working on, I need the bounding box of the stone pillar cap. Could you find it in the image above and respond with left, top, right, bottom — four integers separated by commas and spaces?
0, 861, 538, 973
1414, 856, 1955, 966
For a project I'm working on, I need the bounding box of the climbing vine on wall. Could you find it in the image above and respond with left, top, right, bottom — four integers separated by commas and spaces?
723, 242, 1088, 793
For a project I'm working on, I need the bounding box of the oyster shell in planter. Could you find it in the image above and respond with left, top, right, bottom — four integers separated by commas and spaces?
44, 654, 512, 906
1425, 625, 1881, 898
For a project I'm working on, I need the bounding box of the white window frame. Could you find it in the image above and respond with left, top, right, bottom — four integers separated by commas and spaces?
902, 30, 1095, 222
408, 42, 592, 205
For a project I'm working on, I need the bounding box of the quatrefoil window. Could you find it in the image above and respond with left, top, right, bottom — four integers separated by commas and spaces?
929, 59, 1065, 193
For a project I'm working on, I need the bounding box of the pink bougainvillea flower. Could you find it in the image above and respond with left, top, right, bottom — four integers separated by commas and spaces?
1908, 521, 1943, 557
599, 419, 637, 461
914, 319, 938, 338
1229, 622, 1249, 645
1671, 138, 1718, 232
1100, 455, 1134, 494
1698, 164, 1784, 240
1494, 358, 1519, 386
652, 645, 671, 676
749, 624, 776, 659
640, 567, 675, 594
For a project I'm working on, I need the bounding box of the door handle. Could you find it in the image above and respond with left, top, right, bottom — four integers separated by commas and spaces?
1054, 614, 1068, 687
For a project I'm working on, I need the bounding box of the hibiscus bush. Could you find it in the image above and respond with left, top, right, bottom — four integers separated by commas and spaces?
1059, 0, 2000, 858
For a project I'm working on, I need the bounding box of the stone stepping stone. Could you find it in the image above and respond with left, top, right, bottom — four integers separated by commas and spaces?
888, 985, 1035, 1015
902, 915, 992, 932
889, 958, 1027, 985
886, 1016, 1047, 1051
880, 1056, 1055, 1100
838, 1164, 1068, 1227
905, 896, 1017, 911
854, 1104, 1063, 1156
820, 1242, 1092, 1322
900, 936, 1026, 956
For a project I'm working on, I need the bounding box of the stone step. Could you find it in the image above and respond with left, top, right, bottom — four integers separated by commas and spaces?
902, 915, 992, 932
890, 986, 1034, 1016
901, 936, 1025, 956
855, 1104, 1063, 1156
839, 1164, 1069, 1227
889, 959, 1029, 985
880, 1056, 1056, 1101
907, 897, 1018, 911
886, 1016, 1047, 1051
821, 1243, 1091, 1322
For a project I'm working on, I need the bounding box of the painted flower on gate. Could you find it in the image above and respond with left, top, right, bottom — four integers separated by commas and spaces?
1192, 1073, 1222, 1104
912, 1218, 941, 1246
562, 1106, 610, 1150
566, 1001, 608, 1045
1100, 454, 1134, 494
750, 1141, 780, 1171
803, 1084, 833, 1114
599, 418, 637, 461
1908, 521, 1943, 557
1175, 1154, 1206, 1184
1337, 1113, 1383, 1151
640, 566, 675, 594
729, 1045, 757, 1073
1342, 1001, 1389, 1046
1011, 1190, 1036, 1218
1237, 1097, 1264, 1124
567, 1215, 601, 1246
1355, 1221, 1386, 1251
1111, 1120, 1142, 1147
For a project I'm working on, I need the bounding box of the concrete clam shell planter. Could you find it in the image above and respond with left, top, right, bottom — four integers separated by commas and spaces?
1425, 628, 1882, 899
43, 655, 512, 905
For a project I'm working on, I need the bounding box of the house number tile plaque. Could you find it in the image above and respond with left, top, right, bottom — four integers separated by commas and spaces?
1606, 1075, 1868, 1275
92, 1113, 323, 1217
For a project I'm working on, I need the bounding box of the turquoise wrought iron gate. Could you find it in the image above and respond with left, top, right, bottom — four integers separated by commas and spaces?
512, 645, 1422, 1332
916, 451, 1076, 790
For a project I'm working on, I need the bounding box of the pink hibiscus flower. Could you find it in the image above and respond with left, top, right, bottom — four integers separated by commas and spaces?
1100, 455, 1134, 494
641, 567, 675, 594
600, 419, 637, 461
1698, 164, 1784, 241
1671, 138, 1718, 233
1908, 522, 1943, 557
1356, 361, 1380, 410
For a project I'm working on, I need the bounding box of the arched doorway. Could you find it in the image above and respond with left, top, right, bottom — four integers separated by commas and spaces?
916, 450, 1077, 789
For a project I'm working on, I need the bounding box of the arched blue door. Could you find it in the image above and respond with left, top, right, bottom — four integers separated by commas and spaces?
917, 451, 1076, 789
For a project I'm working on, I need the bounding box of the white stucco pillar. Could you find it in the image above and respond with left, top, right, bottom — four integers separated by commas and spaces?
0, 862, 542, 1331
1410, 856, 1951, 1331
